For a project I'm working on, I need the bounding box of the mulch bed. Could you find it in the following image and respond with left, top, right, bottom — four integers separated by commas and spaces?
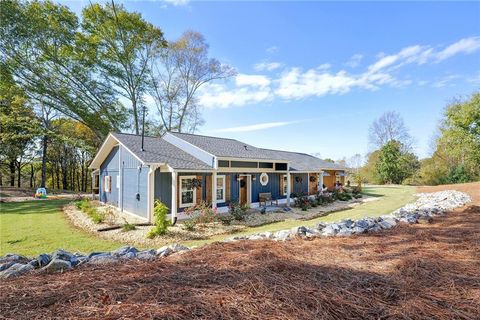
1, 183, 479, 319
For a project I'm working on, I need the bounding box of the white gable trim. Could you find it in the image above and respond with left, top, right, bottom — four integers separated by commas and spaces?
89, 133, 145, 169
163, 132, 217, 169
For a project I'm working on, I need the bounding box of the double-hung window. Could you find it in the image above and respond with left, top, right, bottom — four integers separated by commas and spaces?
282, 175, 288, 196
216, 175, 225, 203
180, 176, 196, 208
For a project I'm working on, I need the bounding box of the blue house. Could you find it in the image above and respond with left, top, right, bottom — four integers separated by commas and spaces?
89, 132, 346, 222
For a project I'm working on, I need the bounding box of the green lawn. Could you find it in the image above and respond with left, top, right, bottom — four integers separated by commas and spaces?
0, 185, 416, 256
0, 200, 124, 256
183, 185, 417, 247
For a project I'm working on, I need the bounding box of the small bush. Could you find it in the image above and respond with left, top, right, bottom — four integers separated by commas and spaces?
229, 201, 248, 221
182, 219, 196, 231
122, 221, 136, 232
147, 200, 170, 239
293, 192, 311, 211
218, 214, 234, 225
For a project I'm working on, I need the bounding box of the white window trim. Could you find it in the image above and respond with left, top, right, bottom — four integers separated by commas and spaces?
282, 174, 288, 196
104, 175, 111, 193
179, 175, 196, 208
216, 175, 226, 203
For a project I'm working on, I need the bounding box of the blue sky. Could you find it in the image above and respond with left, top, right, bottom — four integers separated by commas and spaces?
62, 0, 480, 162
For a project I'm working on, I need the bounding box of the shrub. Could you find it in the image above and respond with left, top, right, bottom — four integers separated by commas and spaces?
122, 221, 136, 232
218, 215, 234, 225
182, 201, 217, 230
293, 192, 311, 211
229, 201, 248, 221
75, 199, 105, 224
147, 200, 170, 238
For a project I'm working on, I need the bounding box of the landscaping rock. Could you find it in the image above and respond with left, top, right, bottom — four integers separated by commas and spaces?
0, 261, 15, 272
156, 244, 190, 257
315, 222, 327, 231
112, 246, 139, 257
273, 230, 292, 241
0, 254, 29, 265
321, 224, 339, 236
137, 250, 157, 260
88, 254, 118, 265
0, 263, 34, 279
37, 254, 51, 267
355, 219, 370, 229
41, 258, 72, 273
52, 249, 79, 266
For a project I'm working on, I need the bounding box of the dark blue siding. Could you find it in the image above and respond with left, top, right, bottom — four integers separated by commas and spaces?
251, 173, 281, 202
154, 170, 172, 212
292, 173, 308, 194
219, 172, 285, 205
99, 146, 119, 206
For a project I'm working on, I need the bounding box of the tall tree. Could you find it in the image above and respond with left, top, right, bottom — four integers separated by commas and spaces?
149, 31, 236, 133
369, 111, 413, 150
375, 140, 419, 184
0, 0, 126, 138
0, 66, 39, 187
81, 1, 166, 135
419, 92, 480, 184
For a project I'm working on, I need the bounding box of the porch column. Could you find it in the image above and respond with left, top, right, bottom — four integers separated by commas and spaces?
211, 172, 217, 209
319, 171, 324, 191
147, 166, 155, 222
171, 171, 177, 223
286, 172, 291, 207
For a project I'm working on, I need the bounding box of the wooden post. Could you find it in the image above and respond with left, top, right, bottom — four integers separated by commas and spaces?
171, 171, 177, 224
212, 172, 217, 209
286, 172, 291, 207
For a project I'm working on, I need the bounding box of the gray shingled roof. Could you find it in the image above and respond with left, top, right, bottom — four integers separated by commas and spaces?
112, 132, 346, 172
261, 149, 346, 172
112, 133, 213, 170
170, 132, 287, 161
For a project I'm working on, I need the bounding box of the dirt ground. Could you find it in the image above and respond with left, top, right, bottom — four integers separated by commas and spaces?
1, 183, 479, 319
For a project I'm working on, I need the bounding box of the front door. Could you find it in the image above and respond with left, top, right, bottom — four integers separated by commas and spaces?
239, 176, 248, 205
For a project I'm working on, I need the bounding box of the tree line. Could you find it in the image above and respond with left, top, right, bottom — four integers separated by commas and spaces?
0, 0, 235, 191
352, 93, 480, 186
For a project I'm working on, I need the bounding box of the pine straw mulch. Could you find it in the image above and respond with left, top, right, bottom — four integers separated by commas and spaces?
1, 184, 480, 319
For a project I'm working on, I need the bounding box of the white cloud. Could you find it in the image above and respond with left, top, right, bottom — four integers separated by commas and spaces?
436, 36, 480, 62
212, 121, 298, 133
266, 46, 279, 54
198, 83, 272, 109
235, 74, 271, 87
345, 54, 363, 68
432, 74, 461, 88
163, 0, 190, 6
198, 36, 479, 108
253, 61, 283, 72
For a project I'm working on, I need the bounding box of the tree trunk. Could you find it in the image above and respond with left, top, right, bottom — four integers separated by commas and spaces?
9, 161, 15, 187
40, 134, 48, 187
30, 163, 34, 188
17, 161, 21, 188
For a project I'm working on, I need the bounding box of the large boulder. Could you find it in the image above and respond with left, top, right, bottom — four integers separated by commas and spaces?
41, 258, 72, 273
273, 230, 292, 241
137, 250, 157, 260
88, 253, 118, 265
37, 254, 51, 267
52, 249, 79, 266
112, 246, 139, 257
0, 263, 34, 279
321, 224, 340, 236
156, 244, 190, 257
0, 254, 29, 265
